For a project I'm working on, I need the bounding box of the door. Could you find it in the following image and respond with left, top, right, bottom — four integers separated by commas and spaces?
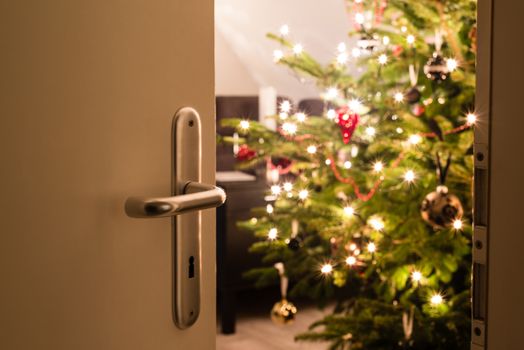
474, 0, 524, 349
0, 1, 216, 349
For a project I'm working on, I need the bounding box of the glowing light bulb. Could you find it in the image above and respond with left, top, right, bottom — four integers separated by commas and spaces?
346, 256, 357, 266
394, 92, 404, 103
378, 54, 388, 65
239, 120, 250, 130
369, 218, 384, 231
447, 58, 458, 72
409, 134, 422, 145
366, 126, 376, 137
280, 100, 292, 113
266, 204, 274, 214
326, 109, 337, 120
293, 43, 303, 55
337, 42, 347, 53
401, 26, 407, 33
325, 159, 332, 166
279, 24, 290, 36
349, 98, 362, 112
412, 270, 422, 283
382, 36, 390, 45
321, 263, 333, 274
467, 113, 477, 125
407, 34, 415, 45
325, 87, 339, 100
271, 185, 281, 195
344, 161, 352, 169
404, 170, 416, 183
282, 122, 297, 135
296, 112, 307, 122
343, 206, 355, 217
367, 242, 377, 253
349, 243, 357, 251
352, 47, 361, 58
307, 145, 317, 154
298, 189, 309, 200
430, 293, 444, 306
355, 13, 365, 24
453, 219, 463, 230
268, 228, 278, 240
283, 182, 293, 192
337, 52, 349, 65
396, 127, 404, 134
373, 161, 384, 173
273, 50, 284, 62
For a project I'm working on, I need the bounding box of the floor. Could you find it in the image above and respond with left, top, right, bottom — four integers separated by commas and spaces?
216, 299, 333, 350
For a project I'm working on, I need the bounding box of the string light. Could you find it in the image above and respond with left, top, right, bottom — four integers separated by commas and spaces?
367, 242, 377, 253
378, 54, 388, 65
349, 98, 362, 112
409, 134, 422, 145
404, 170, 416, 183
447, 58, 459, 72
401, 26, 407, 33
321, 263, 333, 274
366, 126, 376, 137
271, 185, 281, 195
346, 256, 357, 266
280, 100, 292, 113
349, 243, 357, 251
296, 112, 307, 122
355, 13, 365, 25
266, 204, 274, 214
325, 159, 332, 165
282, 122, 297, 135
382, 36, 390, 45
394, 92, 404, 103
369, 218, 384, 231
407, 34, 415, 45
325, 87, 339, 100
273, 50, 284, 62
453, 219, 463, 230
430, 293, 444, 306
373, 161, 384, 173
337, 42, 347, 53
279, 112, 288, 120
279, 24, 290, 36
293, 43, 304, 55
337, 52, 349, 65
466, 113, 477, 125
343, 206, 355, 217
344, 161, 352, 169
268, 228, 278, 240
307, 145, 317, 154
283, 182, 293, 192
352, 47, 361, 58
411, 270, 422, 283
327, 109, 337, 120
239, 120, 250, 130
298, 189, 309, 200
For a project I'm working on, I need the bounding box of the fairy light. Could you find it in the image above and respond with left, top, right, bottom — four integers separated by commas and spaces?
279, 112, 289, 120
409, 134, 422, 145
325, 87, 339, 100
373, 161, 384, 173
404, 170, 416, 183
430, 293, 444, 306
349, 98, 362, 112
273, 49, 284, 62
382, 36, 390, 45
367, 242, 377, 253
346, 256, 357, 266
467, 113, 477, 125
349, 243, 357, 251
293, 43, 304, 55
307, 145, 317, 154
268, 228, 278, 240
344, 161, 352, 169
411, 270, 422, 283
296, 112, 307, 122
366, 126, 376, 137
326, 109, 337, 120
279, 24, 290, 36
283, 182, 293, 192
453, 219, 463, 230
394, 92, 404, 103
396, 127, 404, 134
298, 189, 309, 200
447, 58, 459, 72
282, 122, 297, 135
378, 54, 388, 65
351, 145, 359, 157
401, 26, 407, 33
355, 13, 365, 25
352, 47, 361, 58
325, 159, 332, 166
343, 206, 355, 217
280, 100, 292, 113
407, 34, 415, 45
321, 263, 333, 274
239, 120, 250, 130
369, 218, 384, 231
438, 97, 446, 104
337, 42, 347, 53
337, 52, 349, 65
271, 185, 281, 195
266, 204, 274, 214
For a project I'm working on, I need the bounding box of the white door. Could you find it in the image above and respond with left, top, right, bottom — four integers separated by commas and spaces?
0, 1, 217, 349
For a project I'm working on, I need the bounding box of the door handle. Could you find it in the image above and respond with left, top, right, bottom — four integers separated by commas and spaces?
125, 182, 226, 218
124, 107, 226, 330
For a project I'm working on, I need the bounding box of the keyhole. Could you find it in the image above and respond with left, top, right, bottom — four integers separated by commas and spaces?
188, 256, 195, 278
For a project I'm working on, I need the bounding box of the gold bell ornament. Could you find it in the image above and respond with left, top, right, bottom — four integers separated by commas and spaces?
270, 262, 298, 325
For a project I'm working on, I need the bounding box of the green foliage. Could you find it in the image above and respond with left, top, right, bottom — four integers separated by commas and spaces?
221, 0, 476, 349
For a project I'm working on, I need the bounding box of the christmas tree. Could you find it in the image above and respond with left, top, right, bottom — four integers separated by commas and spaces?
221, 0, 476, 349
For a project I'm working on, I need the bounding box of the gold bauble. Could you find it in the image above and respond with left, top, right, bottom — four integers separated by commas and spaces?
270, 299, 297, 325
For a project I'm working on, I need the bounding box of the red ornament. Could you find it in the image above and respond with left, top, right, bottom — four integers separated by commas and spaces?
336, 106, 359, 144
392, 45, 404, 57
236, 144, 257, 161
412, 104, 425, 117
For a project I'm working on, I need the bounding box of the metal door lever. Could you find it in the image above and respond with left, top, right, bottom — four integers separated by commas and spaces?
125, 182, 226, 218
